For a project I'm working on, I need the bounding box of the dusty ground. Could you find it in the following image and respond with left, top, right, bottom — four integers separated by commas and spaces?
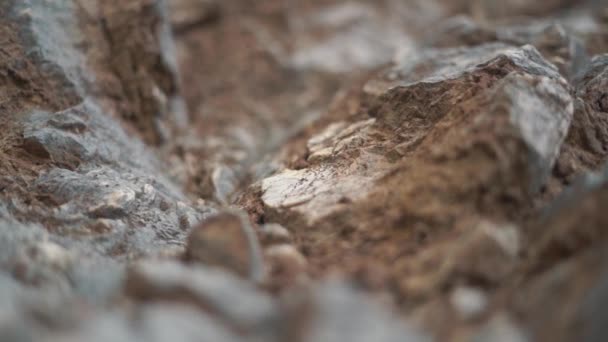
1, 0, 608, 341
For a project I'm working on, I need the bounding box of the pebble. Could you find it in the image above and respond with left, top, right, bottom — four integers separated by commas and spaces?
186, 211, 265, 283
450, 286, 488, 320
259, 223, 292, 246
265, 244, 307, 287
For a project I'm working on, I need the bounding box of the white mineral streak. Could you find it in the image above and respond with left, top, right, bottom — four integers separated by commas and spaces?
262, 120, 389, 224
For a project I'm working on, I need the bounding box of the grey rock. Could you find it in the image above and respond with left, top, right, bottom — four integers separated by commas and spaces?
125, 260, 278, 335
259, 223, 292, 246
366, 44, 562, 129
0, 0, 605, 341
261, 44, 572, 225
495, 73, 573, 190
46, 304, 240, 342
471, 313, 529, 342
66, 258, 125, 305
426, 17, 589, 79
557, 54, 608, 178
136, 304, 239, 342
574, 54, 608, 112
288, 281, 429, 342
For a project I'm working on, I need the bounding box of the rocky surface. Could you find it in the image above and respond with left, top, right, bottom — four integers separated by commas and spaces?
1, 0, 608, 341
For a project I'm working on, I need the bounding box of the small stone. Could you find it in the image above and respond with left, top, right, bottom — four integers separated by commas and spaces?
87, 188, 136, 219
259, 223, 292, 246
178, 215, 190, 230
450, 286, 488, 320
186, 211, 265, 283
28, 241, 73, 271
211, 165, 239, 204
264, 244, 307, 288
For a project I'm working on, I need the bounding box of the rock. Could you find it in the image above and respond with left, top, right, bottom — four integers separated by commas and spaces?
125, 260, 278, 335
186, 211, 265, 282
12, 241, 73, 282
289, 2, 412, 73
41, 304, 241, 342
66, 258, 126, 304
471, 313, 528, 342
0, 214, 48, 266
284, 281, 430, 342
0, 0, 607, 341
259, 223, 292, 246
22, 109, 91, 168
450, 286, 488, 320
525, 167, 608, 273
425, 18, 589, 79
366, 44, 563, 122
398, 221, 521, 298
509, 244, 608, 342
87, 0, 185, 145
259, 44, 572, 225
169, 0, 220, 32
169, 0, 415, 203
499, 168, 608, 341
30, 165, 203, 256
134, 303, 239, 342
563, 56, 608, 171
211, 165, 239, 204
264, 244, 308, 290
557, 55, 608, 180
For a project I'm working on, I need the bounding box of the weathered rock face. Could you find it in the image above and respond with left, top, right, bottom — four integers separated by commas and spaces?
241, 1, 608, 341
1, 0, 608, 341
0, 0, 204, 261
79, 0, 186, 146
259, 43, 572, 226
0, 0, 214, 338
424, 17, 590, 80
557, 55, 608, 181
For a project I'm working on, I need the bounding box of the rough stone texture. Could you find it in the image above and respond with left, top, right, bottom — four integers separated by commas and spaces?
79, 0, 186, 146
424, 16, 590, 79
1, 0, 608, 341
258, 43, 572, 226
557, 54, 608, 181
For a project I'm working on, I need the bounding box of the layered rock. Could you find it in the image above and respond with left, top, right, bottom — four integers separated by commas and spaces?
257, 43, 572, 226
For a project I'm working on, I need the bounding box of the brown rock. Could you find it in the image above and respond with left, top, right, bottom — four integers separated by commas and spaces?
186, 211, 265, 282
259, 223, 292, 246
264, 244, 308, 290
557, 55, 608, 180
169, 0, 220, 33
